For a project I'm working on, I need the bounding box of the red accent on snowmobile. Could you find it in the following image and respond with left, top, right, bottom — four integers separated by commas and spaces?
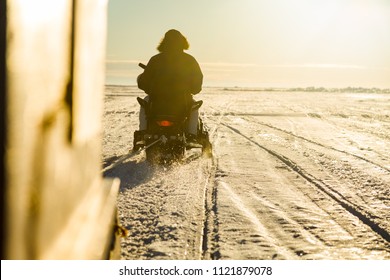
156, 120, 174, 127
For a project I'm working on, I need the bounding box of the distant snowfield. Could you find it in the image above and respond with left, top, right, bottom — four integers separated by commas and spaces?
102, 86, 390, 260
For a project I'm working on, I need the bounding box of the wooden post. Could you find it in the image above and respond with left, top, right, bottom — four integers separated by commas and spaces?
4, 0, 120, 259
0, 0, 7, 261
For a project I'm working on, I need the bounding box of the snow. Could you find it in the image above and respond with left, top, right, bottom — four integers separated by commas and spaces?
103, 86, 390, 260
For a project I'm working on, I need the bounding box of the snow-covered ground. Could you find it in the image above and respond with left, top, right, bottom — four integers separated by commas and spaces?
103, 86, 390, 260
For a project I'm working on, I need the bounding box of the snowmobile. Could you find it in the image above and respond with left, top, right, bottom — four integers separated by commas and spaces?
133, 63, 212, 164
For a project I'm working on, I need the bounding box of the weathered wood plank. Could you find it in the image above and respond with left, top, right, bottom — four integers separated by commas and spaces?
4, 0, 119, 259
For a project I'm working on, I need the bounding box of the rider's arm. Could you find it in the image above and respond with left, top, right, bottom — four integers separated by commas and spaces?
137, 57, 156, 95
190, 59, 203, 95
137, 72, 149, 94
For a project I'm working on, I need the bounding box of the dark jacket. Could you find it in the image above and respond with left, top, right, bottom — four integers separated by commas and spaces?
137, 50, 203, 117
137, 50, 203, 100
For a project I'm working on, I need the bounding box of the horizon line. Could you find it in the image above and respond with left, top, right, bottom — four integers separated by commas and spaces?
104, 84, 390, 91
106, 59, 389, 71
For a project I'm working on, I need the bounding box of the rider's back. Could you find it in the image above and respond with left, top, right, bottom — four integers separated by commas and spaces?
137, 29, 203, 118
138, 50, 202, 99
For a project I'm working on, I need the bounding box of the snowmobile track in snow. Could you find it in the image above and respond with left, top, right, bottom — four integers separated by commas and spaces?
200, 157, 220, 260
242, 117, 390, 173
222, 122, 390, 244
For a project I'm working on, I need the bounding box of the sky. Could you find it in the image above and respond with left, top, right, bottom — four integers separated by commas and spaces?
106, 0, 390, 88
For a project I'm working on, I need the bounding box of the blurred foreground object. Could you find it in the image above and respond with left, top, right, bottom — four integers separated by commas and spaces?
1, 0, 121, 259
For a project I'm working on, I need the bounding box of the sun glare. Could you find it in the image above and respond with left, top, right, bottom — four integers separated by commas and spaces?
107, 0, 390, 88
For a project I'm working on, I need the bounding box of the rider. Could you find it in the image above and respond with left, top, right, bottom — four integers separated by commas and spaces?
135, 29, 203, 148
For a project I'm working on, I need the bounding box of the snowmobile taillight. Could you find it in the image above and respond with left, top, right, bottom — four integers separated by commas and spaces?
156, 120, 174, 127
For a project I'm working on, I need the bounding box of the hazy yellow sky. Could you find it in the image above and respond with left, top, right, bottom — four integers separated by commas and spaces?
106, 0, 390, 88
